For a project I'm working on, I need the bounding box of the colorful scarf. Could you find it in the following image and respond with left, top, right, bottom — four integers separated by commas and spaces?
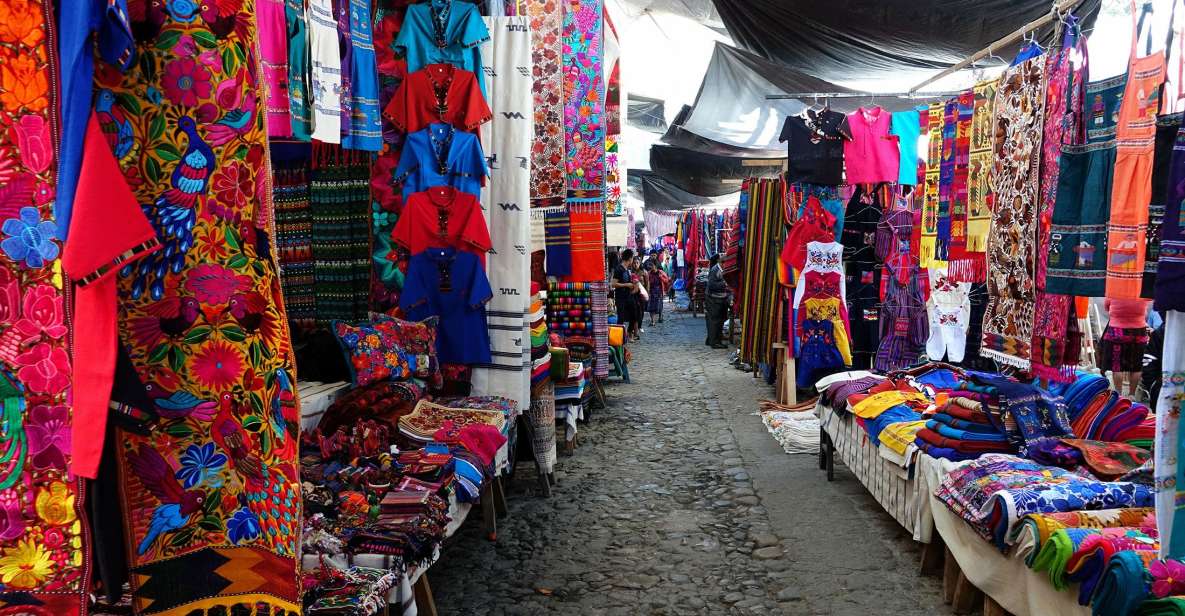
472, 16, 534, 411
562, 0, 605, 196
981, 57, 1047, 369
935, 98, 957, 263
273, 163, 317, 334
1031, 34, 1087, 382
739, 179, 787, 367
104, 3, 303, 613
565, 203, 607, 282
527, 0, 565, 204
955, 78, 999, 281
946, 92, 975, 268
310, 144, 373, 326
920, 101, 944, 267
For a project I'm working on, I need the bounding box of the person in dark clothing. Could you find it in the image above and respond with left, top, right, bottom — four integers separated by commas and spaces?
704, 254, 729, 348
612, 249, 640, 340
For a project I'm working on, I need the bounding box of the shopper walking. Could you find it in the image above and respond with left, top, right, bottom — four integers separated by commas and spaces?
705, 254, 729, 348
1099, 297, 1153, 397
646, 256, 669, 325
613, 249, 641, 341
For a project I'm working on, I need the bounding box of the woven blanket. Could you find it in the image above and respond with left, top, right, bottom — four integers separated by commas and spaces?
562, 0, 605, 195
1092, 549, 1156, 616
527, 0, 565, 203
981, 58, 1046, 369
274, 164, 317, 333
311, 144, 373, 325
544, 207, 573, 276
920, 100, 944, 268
1066, 530, 1159, 605
590, 281, 610, 378
566, 202, 607, 282
739, 179, 786, 366
934, 98, 956, 264
946, 91, 974, 267
527, 381, 558, 473
471, 16, 534, 411
398, 400, 506, 441
955, 78, 999, 281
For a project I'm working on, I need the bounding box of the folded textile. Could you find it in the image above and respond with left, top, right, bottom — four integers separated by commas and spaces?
825, 376, 884, 411
1028, 437, 1085, 469
916, 441, 982, 461
931, 413, 1001, 433
1059, 438, 1152, 480
941, 399, 996, 425
928, 419, 1010, 442
1032, 527, 1097, 590
878, 420, 927, 456
934, 454, 1155, 549
865, 406, 921, 445
968, 374, 1074, 453
398, 400, 506, 442
1091, 549, 1153, 616
851, 390, 930, 419
1065, 530, 1159, 605
916, 428, 1016, 453
1139, 597, 1185, 615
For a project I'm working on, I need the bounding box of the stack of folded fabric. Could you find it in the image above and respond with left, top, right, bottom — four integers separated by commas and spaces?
1028, 438, 1151, 479
530, 282, 551, 387
935, 454, 1155, 548
914, 397, 1015, 461
877, 419, 928, 467
962, 374, 1075, 455
1010, 508, 1156, 567
1065, 529, 1159, 606
397, 400, 506, 442
305, 565, 400, 616
815, 370, 885, 413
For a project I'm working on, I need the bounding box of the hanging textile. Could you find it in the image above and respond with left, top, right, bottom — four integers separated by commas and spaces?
566, 203, 607, 282
311, 144, 373, 325
0, 2, 88, 610
591, 281, 610, 378
604, 9, 623, 216
945, 92, 975, 268
954, 78, 999, 281
544, 207, 573, 276
934, 98, 957, 264
1031, 29, 1088, 382
920, 101, 944, 267
1105, 3, 1166, 298
1156, 126, 1185, 310
738, 179, 785, 367
309, 0, 343, 143
472, 16, 534, 411
926, 264, 971, 363
980, 56, 1047, 369
843, 184, 886, 368
100, 3, 302, 613
1045, 73, 1125, 297
259, 0, 292, 137
1145, 114, 1183, 297
370, 3, 411, 311
562, 0, 605, 197
340, 0, 383, 152
527, 0, 565, 206
273, 161, 317, 334
1157, 310, 1185, 558
285, 0, 313, 139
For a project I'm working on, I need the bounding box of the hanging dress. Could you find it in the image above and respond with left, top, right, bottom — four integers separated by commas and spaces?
925, 263, 971, 363
875, 255, 930, 372
285, 0, 313, 139
1106, 1, 1167, 298
341, 0, 383, 151
309, 0, 343, 142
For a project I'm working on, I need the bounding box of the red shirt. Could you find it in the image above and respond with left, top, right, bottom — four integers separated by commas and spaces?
385, 64, 492, 134
393, 186, 492, 259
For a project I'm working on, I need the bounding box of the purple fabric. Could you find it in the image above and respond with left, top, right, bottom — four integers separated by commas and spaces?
826, 376, 882, 411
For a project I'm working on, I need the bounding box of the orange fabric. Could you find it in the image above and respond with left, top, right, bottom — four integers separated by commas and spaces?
62, 116, 160, 478
1106, 6, 1166, 298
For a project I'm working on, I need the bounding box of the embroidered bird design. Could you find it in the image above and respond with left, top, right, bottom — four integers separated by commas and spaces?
95, 89, 135, 161
124, 116, 212, 300
127, 446, 207, 556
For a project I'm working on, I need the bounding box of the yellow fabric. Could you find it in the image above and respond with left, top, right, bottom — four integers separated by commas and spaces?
878, 420, 927, 455
802, 297, 852, 365
609, 325, 625, 347
851, 390, 930, 419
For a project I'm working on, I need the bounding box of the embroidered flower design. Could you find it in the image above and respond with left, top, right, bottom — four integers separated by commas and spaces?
190, 341, 245, 391
0, 54, 48, 114
1152, 559, 1185, 598
0, 269, 19, 324
14, 342, 69, 394
185, 263, 248, 306
13, 284, 66, 341
211, 161, 253, 211
177, 442, 228, 489
1, 207, 58, 269
26, 403, 69, 471
13, 114, 51, 173
227, 508, 261, 544
161, 57, 212, 107
34, 481, 76, 526
0, 489, 27, 542
0, 538, 52, 589
0, 0, 44, 48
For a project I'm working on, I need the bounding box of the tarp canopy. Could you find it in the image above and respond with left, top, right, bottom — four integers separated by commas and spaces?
679, 43, 926, 152
712, 0, 1101, 82
628, 94, 668, 133
631, 170, 741, 210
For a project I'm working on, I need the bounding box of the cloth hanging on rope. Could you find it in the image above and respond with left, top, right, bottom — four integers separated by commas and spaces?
565, 203, 607, 282
951, 78, 1000, 281
920, 100, 944, 268
471, 16, 533, 411
1155, 125, 1185, 310
544, 207, 573, 276
738, 178, 786, 367
980, 56, 1047, 369
946, 91, 975, 268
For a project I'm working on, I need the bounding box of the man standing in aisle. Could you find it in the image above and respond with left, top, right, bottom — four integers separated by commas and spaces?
705, 253, 729, 349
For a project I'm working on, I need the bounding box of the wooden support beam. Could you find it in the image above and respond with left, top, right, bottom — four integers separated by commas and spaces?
413, 574, 438, 616
942, 547, 958, 604
984, 595, 1011, 616
919, 532, 945, 577
952, 570, 982, 615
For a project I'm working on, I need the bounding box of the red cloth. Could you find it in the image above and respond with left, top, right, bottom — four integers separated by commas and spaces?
392, 187, 491, 259
781, 196, 836, 271
62, 116, 160, 479
384, 64, 492, 134
1104, 298, 1150, 329
915, 428, 1014, 454
432, 420, 506, 466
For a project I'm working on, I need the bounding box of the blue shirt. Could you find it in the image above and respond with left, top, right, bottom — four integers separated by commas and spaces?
394, 0, 490, 99
56, 0, 135, 239
400, 248, 493, 364
889, 109, 921, 186
341, 0, 382, 151
395, 123, 487, 201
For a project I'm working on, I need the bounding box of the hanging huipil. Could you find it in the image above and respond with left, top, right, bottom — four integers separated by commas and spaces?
1105, 1, 1166, 298
1031, 19, 1088, 382
286, 0, 313, 139
925, 263, 971, 363
875, 253, 930, 372
341, 0, 382, 150
309, 0, 343, 142
259, 0, 292, 137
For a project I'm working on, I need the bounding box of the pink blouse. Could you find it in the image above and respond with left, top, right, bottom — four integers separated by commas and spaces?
844, 106, 900, 184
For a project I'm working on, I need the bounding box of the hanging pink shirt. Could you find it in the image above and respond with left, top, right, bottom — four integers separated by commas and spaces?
259, 0, 292, 137
844, 106, 900, 184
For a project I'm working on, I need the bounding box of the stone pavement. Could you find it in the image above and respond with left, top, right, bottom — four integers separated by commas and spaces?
431, 310, 946, 615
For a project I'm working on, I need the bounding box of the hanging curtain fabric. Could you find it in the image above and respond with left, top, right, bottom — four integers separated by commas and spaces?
944, 91, 974, 268
99, 3, 303, 613
527, 0, 565, 206
471, 16, 534, 411
1031, 24, 1088, 382
738, 178, 786, 367
980, 56, 1047, 369
1158, 311, 1185, 558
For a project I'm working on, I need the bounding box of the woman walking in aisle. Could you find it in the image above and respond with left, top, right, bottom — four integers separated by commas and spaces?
1099, 298, 1153, 398
613, 249, 641, 341
645, 254, 669, 325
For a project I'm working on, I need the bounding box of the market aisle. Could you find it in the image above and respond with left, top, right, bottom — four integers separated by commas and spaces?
432, 312, 945, 615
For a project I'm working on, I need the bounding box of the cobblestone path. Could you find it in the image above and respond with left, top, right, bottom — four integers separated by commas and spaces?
432, 311, 946, 615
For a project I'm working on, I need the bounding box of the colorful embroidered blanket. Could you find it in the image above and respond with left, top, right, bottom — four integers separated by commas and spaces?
981, 58, 1047, 369
920, 101, 944, 268
527, 0, 565, 204
955, 78, 998, 281
565, 203, 607, 282
544, 207, 573, 276
103, 4, 303, 613
562, 0, 605, 195
945, 91, 974, 266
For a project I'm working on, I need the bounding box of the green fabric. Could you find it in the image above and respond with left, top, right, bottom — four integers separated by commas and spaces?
1032, 529, 1076, 590
1140, 598, 1185, 615
1091, 550, 1150, 616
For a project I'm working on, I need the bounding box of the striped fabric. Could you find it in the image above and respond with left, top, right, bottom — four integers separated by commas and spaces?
738, 178, 787, 367
590, 281, 609, 378
310, 143, 373, 325
273, 163, 316, 333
